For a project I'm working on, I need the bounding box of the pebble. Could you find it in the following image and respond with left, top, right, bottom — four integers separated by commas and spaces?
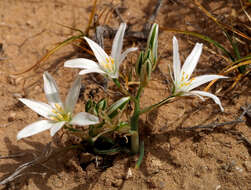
243, 161, 251, 172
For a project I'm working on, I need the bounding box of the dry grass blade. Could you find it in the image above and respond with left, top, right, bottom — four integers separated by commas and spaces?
85, 0, 98, 35
10, 0, 99, 76
11, 34, 84, 75
194, 0, 251, 40
160, 27, 233, 61
224, 60, 251, 73
240, 0, 251, 22
204, 59, 251, 91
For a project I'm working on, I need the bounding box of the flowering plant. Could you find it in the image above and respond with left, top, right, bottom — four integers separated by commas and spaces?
17, 72, 99, 140
17, 23, 226, 167
64, 23, 137, 79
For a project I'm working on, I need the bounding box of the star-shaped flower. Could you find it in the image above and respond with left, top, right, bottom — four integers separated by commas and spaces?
17, 72, 99, 140
171, 36, 227, 111
64, 23, 137, 79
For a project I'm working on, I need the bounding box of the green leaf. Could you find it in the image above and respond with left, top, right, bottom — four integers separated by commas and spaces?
136, 51, 144, 76
107, 97, 130, 119
96, 98, 107, 111
85, 100, 93, 112
147, 23, 159, 69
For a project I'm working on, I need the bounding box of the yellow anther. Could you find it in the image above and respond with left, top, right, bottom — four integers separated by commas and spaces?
52, 109, 57, 114
56, 113, 64, 121
110, 57, 115, 64
55, 103, 64, 113
66, 112, 71, 121
50, 116, 59, 121
181, 72, 185, 81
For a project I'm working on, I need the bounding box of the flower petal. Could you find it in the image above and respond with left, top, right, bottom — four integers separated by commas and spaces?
180, 43, 203, 80
19, 98, 53, 119
65, 76, 81, 113
78, 68, 106, 75
173, 36, 181, 83
17, 120, 53, 140
84, 37, 110, 65
111, 23, 126, 62
187, 75, 227, 91
69, 112, 99, 126
119, 47, 138, 65
50, 121, 66, 136
190, 90, 224, 112
43, 72, 63, 107
64, 58, 100, 70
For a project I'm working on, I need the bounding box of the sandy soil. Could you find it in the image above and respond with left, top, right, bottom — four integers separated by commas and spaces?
0, 0, 250, 189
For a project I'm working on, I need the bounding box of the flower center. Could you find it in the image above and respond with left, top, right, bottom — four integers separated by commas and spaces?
101, 56, 115, 73
50, 103, 71, 122
178, 72, 195, 88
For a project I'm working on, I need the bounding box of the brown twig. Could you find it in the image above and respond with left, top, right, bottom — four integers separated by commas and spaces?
228, 130, 251, 147
114, 6, 125, 23
180, 120, 244, 131
144, 0, 163, 32
181, 104, 251, 131
0, 153, 26, 159
0, 143, 80, 185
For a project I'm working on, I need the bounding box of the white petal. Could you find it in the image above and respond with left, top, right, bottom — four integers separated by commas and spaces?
50, 121, 66, 136
69, 112, 99, 126
181, 43, 203, 80
19, 98, 53, 119
64, 58, 100, 70
111, 23, 127, 62
173, 36, 181, 83
84, 37, 110, 65
65, 76, 81, 113
17, 120, 53, 140
188, 75, 227, 91
79, 68, 106, 75
190, 90, 224, 112
119, 47, 138, 65
43, 72, 63, 107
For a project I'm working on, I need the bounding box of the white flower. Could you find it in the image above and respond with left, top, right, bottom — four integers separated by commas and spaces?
171, 36, 227, 111
17, 72, 99, 140
64, 23, 137, 79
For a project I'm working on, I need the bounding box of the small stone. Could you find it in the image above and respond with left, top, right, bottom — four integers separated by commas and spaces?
13, 93, 23, 99
235, 166, 243, 173
34, 85, 42, 92
8, 112, 16, 122
125, 168, 132, 179
243, 161, 251, 172
159, 181, 166, 189
112, 179, 123, 187
216, 185, 221, 190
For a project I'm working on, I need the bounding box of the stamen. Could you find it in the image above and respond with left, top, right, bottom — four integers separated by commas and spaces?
50, 116, 59, 121
102, 56, 115, 73
66, 112, 71, 121
181, 72, 185, 81
56, 113, 64, 121
55, 103, 64, 113
52, 109, 57, 114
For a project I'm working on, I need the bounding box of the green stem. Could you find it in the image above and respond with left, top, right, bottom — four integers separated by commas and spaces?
140, 95, 174, 115
130, 86, 143, 154
135, 141, 144, 169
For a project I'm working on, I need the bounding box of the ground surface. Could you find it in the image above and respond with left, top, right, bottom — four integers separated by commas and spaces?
0, 0, 250, 189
